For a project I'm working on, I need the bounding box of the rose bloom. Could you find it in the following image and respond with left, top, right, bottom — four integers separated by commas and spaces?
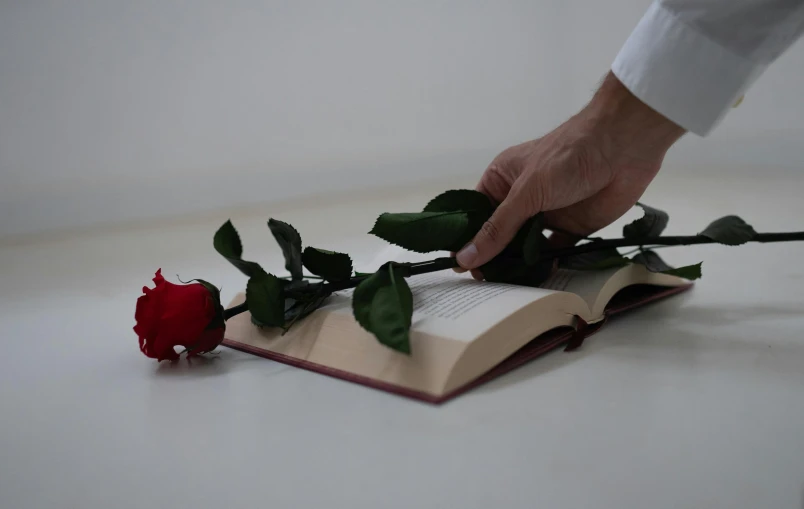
134, 270, 225, 361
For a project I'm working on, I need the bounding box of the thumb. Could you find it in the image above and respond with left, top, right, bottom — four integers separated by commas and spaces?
455, 198, 530, 269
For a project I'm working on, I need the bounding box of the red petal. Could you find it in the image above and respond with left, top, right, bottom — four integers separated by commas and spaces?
134, 269, 170, 359
152, 268, 165, 285
186, 327, 226, 357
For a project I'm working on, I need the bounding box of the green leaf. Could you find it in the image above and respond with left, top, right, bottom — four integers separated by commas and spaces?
213, 220, 242, 259
369, 211, 472, 253
423, 189, 494, 217
277, 287, 332, 333
369, 189, 496, 254
268, 219, 303, 280
352, 270, 388, 330
213, 220, 265, 278
662, 262, 703, 280
623, 203, 669, 239
522, 214, 547, 265
496, 214, 538, 261
576, 256, 630, 270
560, 248, 630, 270
302, 247, 353, 282
284, 293, 330, 323
369, 274, 413, 353
631, 250, 672, 272
480, 256, 554, 287
282, 278, 310, 292
632, 250, 702, 280
352, 264, 413, 354
699, 215, 757, 246
246, 272, 285, 327
277, 279, 325, 327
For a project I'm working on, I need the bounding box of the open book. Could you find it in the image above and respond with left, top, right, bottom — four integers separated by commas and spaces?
223, 246, 692, 403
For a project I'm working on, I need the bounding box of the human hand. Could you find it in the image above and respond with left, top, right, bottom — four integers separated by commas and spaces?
456, 73, 686, 279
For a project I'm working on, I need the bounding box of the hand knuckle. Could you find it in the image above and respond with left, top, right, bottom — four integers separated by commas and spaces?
478, 165, 511, 205
480, 220, 502, 243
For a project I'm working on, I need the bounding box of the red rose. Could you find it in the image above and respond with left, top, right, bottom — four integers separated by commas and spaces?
134, 269, 225, 361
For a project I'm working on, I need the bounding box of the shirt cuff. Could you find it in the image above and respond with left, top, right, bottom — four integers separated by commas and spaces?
611, 1, 765, 136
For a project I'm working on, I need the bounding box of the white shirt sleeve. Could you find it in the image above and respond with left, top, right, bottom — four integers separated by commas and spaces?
611, 0, 804, 136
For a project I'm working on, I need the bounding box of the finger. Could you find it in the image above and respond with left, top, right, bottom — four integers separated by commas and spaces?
462, 171, 502, 275
455, 198, 529, 270
475, 166, 509, 205
449, 251, 468, 273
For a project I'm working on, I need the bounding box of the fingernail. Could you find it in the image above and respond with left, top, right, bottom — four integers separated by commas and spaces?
456, 243, 478, 268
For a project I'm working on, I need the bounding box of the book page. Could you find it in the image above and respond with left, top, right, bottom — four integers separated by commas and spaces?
540, 263, 689, 318
364, 245, 619, 310
539, 267, 623, 312
330, 270, 560, 342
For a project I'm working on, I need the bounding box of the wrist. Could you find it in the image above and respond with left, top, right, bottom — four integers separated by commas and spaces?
584, 72, 685, 168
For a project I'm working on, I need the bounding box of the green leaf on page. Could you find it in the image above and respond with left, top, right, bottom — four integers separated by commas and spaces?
282, 291, 330, 331
631, 250, 702, 280
560, 247, 631, 270
662, 262, 703, 280
352, 263, 413, 354
246, 272, 285, 327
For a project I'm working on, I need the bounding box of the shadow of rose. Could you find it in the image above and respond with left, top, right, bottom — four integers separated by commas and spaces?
152, 350, 231, 378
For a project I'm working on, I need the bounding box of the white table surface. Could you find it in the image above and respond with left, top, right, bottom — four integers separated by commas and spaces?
2, 172, 804, 509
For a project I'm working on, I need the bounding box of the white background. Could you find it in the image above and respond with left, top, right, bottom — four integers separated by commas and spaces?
2, 175, 804, 509
2, 0, 804, 237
